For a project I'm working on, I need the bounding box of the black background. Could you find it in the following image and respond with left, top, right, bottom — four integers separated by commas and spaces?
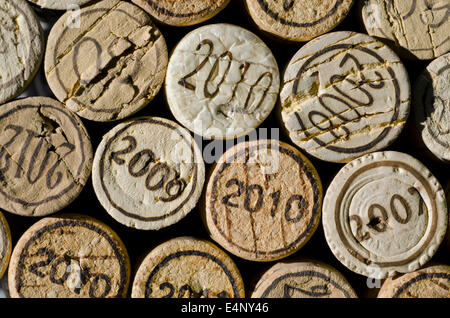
2, 0, 449, 300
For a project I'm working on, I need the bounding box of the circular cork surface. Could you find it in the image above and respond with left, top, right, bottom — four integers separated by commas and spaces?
44, 0, 168, 122
204, 139, 323, 262
0, 97, 93, 217
0, 0, 44, 105
27, 0, 94, 10
0, 211, 11, 280
413, 53, 450, 162
378, 264, 450, 298
280, 31, 410, 163
323, 151, 448, 279
131, 237, 245, 298
165, 23, 280, 140
361, 0, 450, 60
132, 0, 231, 27
8, 215, 131, 298
92, 117, 205, 230
251, 261, 357, 298
245, 0, 354, 42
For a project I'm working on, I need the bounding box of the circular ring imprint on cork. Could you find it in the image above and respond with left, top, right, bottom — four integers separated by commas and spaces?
322, 151, 448, 279
280, 31, 410, 163
131, 237, 245, 298
131, 0, 231, 26
251, 261, 357, 298
205, 139, 323, 262
245, 0, 354, 41
0, 0, 44, 105
0, 97, 93, 217
361, 0, 450, 60
8, 215, 131, 298
45, 0, 168, 122
93, 117, 205, 230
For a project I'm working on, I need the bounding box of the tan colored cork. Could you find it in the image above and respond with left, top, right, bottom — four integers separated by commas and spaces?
0, 0, 44, 105
361, 0, 450, 60
8, 215, 131, 298
0, 97, 93, 217
45, 0, 168, 122
0, 211, 11, 280
204, 139, 323, 262
132, 0, 231, 26
378, 264, 450, 298
245, 0, 354, 41
131, 237, 245, 298
252, 261, 358, 298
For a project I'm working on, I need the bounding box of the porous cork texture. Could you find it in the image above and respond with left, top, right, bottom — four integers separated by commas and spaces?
45, 0, 168, 122
0, 0, 44, 105
8, 215, 131, 298
0, 97, 93, 217
204, 139, 323, 262
245, 0, 354, 41
132, 0, 231, 26
131, 237, 245, 298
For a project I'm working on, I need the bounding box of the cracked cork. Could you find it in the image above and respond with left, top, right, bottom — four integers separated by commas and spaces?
0, 210, 11, 280
165, 23, 280, 140
413, 53, 450, 161
280, 31, 410, 163
132, 0, 231, 26
8, 215, 130, 298
44, 0, 168, 122
204, 139, 323, 262
322, 151, 448, 279
92, 117, 205, 230
251, 261, 357, 298
131, 237, 245, 298
361, 0, 450, 60
0, 97, 93, 217
378, 264, 450, 298
245, 0, 354, 42
0, 0, 44, 105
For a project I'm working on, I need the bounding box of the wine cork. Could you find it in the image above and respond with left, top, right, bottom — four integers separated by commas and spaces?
0, 97, 93, 217
251, 261, 357, 298
131, 237, 245, 298
280, 31, 410, 163
132, 0, 231, 26
323, 151, 448, 279
378, 264, 450, 298
92, 117, 205, 230
0, 0, 44, 105
45, 0, 168, 122
413, 53, 450, 162
361, 0, 450, 60
204, 139, 323, 262
245, 0, 354, 42
165, 23, 280, 140
0, 211, 11, 280
8, 215, 131, 298
27, 0, 94, 10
